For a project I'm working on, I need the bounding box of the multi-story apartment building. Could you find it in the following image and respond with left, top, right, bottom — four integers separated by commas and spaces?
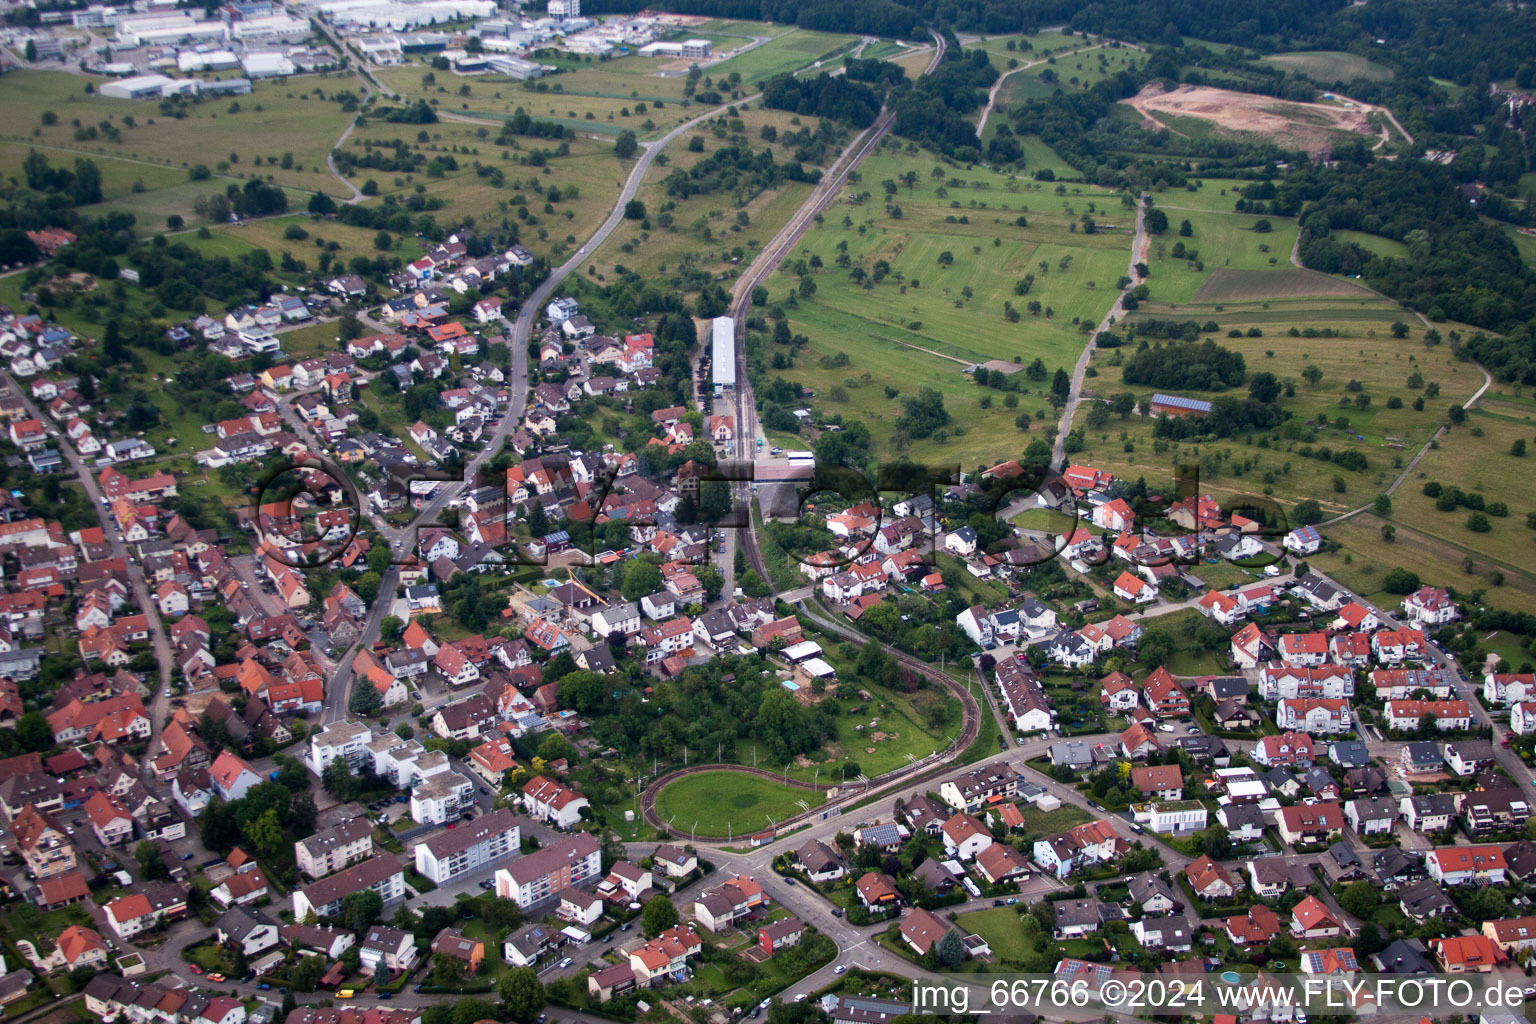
495, 833, 601, 907
413, 808, 521, 885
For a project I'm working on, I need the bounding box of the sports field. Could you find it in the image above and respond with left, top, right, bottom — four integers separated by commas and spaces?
652, 771, 816, 838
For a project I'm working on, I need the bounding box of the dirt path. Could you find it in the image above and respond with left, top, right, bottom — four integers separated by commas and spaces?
1322, 311, 1492, 527
896, 341, 971, 365
1052, 193, 1148, 468
974, 41, 1115, 140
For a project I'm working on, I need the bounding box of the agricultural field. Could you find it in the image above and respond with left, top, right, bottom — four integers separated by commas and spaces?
1069, 262, 1479, 525
374, 61, 697, 138
1384, 396, 1536, 590
1260, 50, 1395, 84
0, 69, 360, 193
583, 104, 837, 285
758, 140, 1135, 467
331, 116, 624, 267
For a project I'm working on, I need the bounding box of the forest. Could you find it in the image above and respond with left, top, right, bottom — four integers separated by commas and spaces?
1287, 159, 1536, 330
761, 72, 883, 128
1121, 339, 1248, 391
662, 143, 822, 201
579, 0, 920, 37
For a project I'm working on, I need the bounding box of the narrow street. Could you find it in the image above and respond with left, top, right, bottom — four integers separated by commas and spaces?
0, 371, 175, 765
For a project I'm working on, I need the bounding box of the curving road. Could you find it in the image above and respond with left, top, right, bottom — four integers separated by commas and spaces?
324, 87, 802, 717
0, 371, 176, 762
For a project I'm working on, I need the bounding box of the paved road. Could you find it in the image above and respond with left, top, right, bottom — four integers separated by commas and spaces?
321, 86, 782, 720
0, 371, 175, 764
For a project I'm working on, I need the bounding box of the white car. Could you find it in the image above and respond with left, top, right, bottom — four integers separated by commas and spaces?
834, 965, 847, 975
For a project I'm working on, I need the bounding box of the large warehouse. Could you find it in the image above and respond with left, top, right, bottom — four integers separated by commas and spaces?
711, 315, 736, 396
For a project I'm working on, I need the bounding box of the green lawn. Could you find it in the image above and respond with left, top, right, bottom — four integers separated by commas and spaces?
1014, 802, 1092, 842
706, 29, 859, 86
652, 770, 818, 838
955, 906, 1033, 959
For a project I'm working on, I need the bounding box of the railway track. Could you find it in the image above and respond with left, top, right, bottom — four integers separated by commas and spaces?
638, 32, 991, 845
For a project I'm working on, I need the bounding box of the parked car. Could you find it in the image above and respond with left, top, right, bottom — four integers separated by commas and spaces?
188, 966, 203, 976
257, 984, 271, 991
834, 965, 848, 975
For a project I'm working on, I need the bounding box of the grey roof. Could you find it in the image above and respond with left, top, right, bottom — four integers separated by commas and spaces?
1054, 899, 1103, 928
1373, 938, 1434, 975
1328, 739, 1371, 767
1398, 879, 1455, 919
1373, 847, 1424, 880
1151, 392, 1212, 413
1128, 872, 1174, 907
1208, 677, 1249, 699
217, 904, 276, 941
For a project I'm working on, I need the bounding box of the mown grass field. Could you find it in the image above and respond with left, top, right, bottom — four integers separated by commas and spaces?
375, 62, 696, 138
1143, 183, 1301, 303
0, 69, 359, 192
963, 29, 1087, 63
333, 117, 623, 266
760, 143, 1133, 466
1504, 224, 1536, 268
652, 770, 817, 837
1386, 398, 1536, 583
705, 28, 859, 87
1260, 50, 1395, 84
694, 18, 797, 39
178, 212, 428, 270
987, 41, 1146, 113
1311, 513, 1536, 618
1333, 229, 1409, 260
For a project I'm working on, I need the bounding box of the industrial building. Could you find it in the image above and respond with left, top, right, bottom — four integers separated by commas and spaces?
711, 316, 736, 396
548, 0, 579, 16
99, 74, 195, 99
115, 11, 230, 46
637, 38, 710, 58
